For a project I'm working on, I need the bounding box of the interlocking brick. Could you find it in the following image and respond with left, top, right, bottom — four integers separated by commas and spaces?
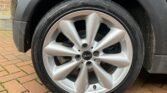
0, 58, 8, 62
0, 55, 3, 59
1, 51, 18, 56
0, 71, 26, 82
3, 80, 26, 93
0, 85, 5, 91
3, 65, 20, 73
0, 70, 8, 77
23, 80, 47, 93
20, 65, 35, 74
4, 54, 17, 60
18, 73, 37, 83
0, 66, 4, 71
17, 54, 31, 61
0, 91, 7, 93
16, 61, 32, 67
0, 59, 21, 66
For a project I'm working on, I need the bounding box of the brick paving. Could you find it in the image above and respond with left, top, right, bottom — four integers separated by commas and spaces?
0, 31, 167, 93
0, 31, 49, 93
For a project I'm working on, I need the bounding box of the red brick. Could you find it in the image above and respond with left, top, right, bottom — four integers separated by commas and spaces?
0, 85, 5, 91
0, 91, 7, 93
4, 55, 17, 60
20, 65, 35, 74
23, 80, 47, 93
0, 60, 21, 66
17, 54, 31, 61
0, 70, 8, 77
0, 59, 21, 66
0, 66, 4, 71
3, 80, 26, 93
0, 58, 8, 62
1, 51, 19, 56
0, 71, 26, 82
4, 65, 20, 73
18, 73, 37, 83
0, 55, 3, 59
16, 61, 32, 67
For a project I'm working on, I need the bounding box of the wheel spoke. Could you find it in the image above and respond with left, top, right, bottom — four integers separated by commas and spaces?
59, 20, 81, 48
92, 62, 113, 89
95, 53, 130, 67
94, 28, 125, 51
86, 13, 101, 47
44, 41, 79, 56
75, 63, 88, 93
52, 61, 80, 80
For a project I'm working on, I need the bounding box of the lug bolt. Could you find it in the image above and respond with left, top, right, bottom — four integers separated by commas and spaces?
75, 55, 81, 60
93, 85, 97, 90
82, 43, 88, 48
86, 61, 92, 66
93, 51, 100, 56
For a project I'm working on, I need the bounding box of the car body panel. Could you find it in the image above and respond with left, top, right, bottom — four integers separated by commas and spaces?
14, 0, 39, 21
13, 0, 39, 52
138, 0, 167, 73
138, 0, 167, 55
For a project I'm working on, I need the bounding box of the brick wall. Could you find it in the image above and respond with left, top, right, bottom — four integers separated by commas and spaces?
0, 0, 11, 19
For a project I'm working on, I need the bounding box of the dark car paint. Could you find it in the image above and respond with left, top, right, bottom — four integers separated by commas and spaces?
13, 0, 39, 52
137, 0, 167, 74
13, 0, 167, 74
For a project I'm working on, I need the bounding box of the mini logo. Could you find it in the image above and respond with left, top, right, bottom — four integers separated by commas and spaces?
82, 51, 92, 60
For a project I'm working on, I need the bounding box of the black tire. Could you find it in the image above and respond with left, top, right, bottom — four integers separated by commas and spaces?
32, 0, 144, 93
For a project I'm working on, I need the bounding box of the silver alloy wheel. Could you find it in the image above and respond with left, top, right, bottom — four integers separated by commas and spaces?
42, 10, 133, 93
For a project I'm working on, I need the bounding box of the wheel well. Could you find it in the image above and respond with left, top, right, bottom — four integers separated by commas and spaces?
112, 0, 154, 69
26, 0, 63, 49
28, 0, 153, 69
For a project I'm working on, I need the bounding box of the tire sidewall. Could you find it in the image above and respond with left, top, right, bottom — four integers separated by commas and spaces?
32, 0, 144, 93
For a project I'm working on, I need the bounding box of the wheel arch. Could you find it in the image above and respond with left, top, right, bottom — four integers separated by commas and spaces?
112, 0, 155, 73
14, 0, 63, 52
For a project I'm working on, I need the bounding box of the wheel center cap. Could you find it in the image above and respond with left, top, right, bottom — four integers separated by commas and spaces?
82, 51, 92, 60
